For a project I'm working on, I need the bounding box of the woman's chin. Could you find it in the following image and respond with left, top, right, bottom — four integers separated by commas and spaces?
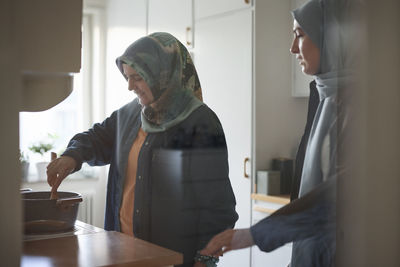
301, 67, 313, 76
138, 99, 150, 107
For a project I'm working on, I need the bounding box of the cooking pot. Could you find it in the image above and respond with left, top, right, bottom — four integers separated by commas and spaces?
21, 191, 82, 234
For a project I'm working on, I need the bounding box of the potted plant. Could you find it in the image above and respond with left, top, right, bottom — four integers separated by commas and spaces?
28, 134, 56, 181
19, 150, 30, 182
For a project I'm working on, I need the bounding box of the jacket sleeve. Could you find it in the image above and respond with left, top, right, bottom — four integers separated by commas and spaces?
62, 110, 117, 171
250, 177, 336, 252
189, 108, 239, 251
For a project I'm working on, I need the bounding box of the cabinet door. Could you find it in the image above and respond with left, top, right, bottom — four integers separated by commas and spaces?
195, 0, 251, 19
148, 0, 193, 48
194, 8, 252, 267
252, 238, 292, 267
251, 202, 292, 267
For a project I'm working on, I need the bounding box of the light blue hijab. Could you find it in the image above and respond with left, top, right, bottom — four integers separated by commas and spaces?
292, 0, 354, 196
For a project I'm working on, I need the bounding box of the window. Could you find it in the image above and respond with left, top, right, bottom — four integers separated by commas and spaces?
19, 13, 102, 182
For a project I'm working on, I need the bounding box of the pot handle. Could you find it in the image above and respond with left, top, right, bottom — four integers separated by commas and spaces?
56, 196, 83, 206
20, 188, 32, 193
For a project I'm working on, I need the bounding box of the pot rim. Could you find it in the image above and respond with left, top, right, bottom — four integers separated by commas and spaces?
21, 191, 82, 201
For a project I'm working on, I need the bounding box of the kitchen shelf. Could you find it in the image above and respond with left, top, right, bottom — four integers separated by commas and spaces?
253, 206, 276, 214
252, 194, 290, 214
251, 193, 290, 205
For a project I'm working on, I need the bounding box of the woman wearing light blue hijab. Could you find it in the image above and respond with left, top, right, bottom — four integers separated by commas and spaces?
200, 0, 359, 266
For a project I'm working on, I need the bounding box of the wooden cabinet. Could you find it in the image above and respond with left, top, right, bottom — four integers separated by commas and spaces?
195, 0, 252, 19
148, 0, 193, 48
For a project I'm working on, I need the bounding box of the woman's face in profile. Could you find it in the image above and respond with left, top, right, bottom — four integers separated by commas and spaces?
123, 64, 154, 106
290, 20, 320, 75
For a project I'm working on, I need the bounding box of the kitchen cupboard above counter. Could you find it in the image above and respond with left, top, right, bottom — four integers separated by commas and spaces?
148, 0, 193, 48
195, 0, 252, 19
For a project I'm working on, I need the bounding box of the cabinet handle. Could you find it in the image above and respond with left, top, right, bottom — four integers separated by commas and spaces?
244, 157, 250, 178
244, 0, 250, 4
186, 27, 192, 46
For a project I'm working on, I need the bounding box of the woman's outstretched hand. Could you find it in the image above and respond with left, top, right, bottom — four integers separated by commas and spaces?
200, 228, 255, 257
47, 155, 77, 192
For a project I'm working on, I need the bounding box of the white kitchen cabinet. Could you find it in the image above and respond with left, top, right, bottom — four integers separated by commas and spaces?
148, 0, 193, 48
195, 0, 251, 19
193, 0, 307, 265
252, 240, 292, 267
251, 194, 292, 267
194, 7, 253, 267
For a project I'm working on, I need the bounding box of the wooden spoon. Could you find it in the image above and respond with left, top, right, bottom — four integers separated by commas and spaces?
50, 152, 58, 200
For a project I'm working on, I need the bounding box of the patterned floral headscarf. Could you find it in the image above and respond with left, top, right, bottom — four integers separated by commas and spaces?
116, 32, 203, 133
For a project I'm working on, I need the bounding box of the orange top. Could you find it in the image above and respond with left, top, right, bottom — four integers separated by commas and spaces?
119, 128, 147, 236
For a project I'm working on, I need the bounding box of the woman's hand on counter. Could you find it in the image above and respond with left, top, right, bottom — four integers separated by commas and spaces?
47, 156, 77, 191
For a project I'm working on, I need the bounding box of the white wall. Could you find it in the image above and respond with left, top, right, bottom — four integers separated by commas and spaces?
254, 0, 308, 170
71, 0, 149, 228
105, 0, 147, 115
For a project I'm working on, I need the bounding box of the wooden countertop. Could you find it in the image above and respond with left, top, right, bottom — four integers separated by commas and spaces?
251, 193, 290, 205
22, 230, 183, 267
251, 193, 291, 214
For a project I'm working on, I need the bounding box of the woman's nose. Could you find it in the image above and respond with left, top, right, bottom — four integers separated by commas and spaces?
290, 38, 299, 54
128, 79, 135, 91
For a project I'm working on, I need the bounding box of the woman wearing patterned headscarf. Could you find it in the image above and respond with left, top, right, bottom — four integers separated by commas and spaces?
47, 32, 238, 267
201, 0, 360, 266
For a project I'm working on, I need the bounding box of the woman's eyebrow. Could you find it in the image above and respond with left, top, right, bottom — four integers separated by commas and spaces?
125, 73, 140, 77
293, 28, 304, 36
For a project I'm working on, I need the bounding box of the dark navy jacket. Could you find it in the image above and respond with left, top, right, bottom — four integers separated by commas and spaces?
250, 82, 336, 267
63, 99, 238, 266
